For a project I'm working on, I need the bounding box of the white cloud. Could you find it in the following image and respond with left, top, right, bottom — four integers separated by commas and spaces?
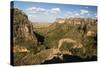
65, 11, 73, 18
25, 7, 61, 14
25, 7, 61, 22
75, 13, 80, 16
65, 11, 81, 18
50, 8, 61, 14
80, 9, 89, 14
28, 15, 37, 18
25, 7, 47, 14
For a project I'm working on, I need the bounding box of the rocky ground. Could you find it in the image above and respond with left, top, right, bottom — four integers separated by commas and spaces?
11, 8, 97, 66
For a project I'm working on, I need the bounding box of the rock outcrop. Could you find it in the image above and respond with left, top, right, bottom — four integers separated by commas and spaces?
58, 38, 83, 49
12, 8, 37, 44
13, 45, 30, 53
86, 31, 96, 37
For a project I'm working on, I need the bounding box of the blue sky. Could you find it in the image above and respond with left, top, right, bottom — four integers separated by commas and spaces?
13, 1, 97, 23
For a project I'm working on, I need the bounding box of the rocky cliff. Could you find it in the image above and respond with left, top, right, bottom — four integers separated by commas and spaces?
11, 8, 97, 65
12, 8, 37, 45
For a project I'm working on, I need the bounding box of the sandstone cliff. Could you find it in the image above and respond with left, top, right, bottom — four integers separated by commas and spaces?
12, 8, 37, 45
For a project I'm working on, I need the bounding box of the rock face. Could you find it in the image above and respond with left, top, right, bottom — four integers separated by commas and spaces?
56, 18, 65, 24
58, 38, 83, 49
12, 8, 37, 44
13, 45, 30, 53
11, 9, 97, 65
18, 48, 72, 65
86, 31, 96, 37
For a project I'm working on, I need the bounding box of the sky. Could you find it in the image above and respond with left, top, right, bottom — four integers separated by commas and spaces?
13, 1, 97, 23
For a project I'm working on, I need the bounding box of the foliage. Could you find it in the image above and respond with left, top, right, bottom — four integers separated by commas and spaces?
12, 8, 97, 65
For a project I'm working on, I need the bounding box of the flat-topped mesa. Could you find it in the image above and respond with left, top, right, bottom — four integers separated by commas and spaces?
55, 17, 97, 25
55, 18, 65, 24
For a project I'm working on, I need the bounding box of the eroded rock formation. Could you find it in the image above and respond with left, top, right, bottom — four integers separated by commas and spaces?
12, 8, 37, 44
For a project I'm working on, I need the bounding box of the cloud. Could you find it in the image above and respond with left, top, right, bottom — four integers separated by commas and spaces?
28, 14, 37, 18
80, 9, 89, 14
75, 13, 80, 16
25, 7, 47, 14
65, 11, 74, 18
25, 7, 61, 14
25, 7, 61, 22
50, 8, 61, 14
65, 11, 81, 18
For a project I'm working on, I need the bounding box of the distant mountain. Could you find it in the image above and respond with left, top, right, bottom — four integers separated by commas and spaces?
32, 23, 51, 29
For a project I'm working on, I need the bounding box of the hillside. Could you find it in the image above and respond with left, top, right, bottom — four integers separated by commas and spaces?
44, 18, 97, 58
11, 8, 97, 65
11, 8, 39, 65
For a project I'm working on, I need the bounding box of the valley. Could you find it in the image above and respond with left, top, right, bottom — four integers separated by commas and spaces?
12, 8, 97, 66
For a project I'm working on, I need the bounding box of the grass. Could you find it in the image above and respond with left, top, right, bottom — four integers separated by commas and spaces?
12, 8, 97, 65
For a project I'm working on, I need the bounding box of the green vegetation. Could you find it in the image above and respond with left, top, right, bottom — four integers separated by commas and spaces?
44, 18, 97, 58
12, 8, 97, 65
